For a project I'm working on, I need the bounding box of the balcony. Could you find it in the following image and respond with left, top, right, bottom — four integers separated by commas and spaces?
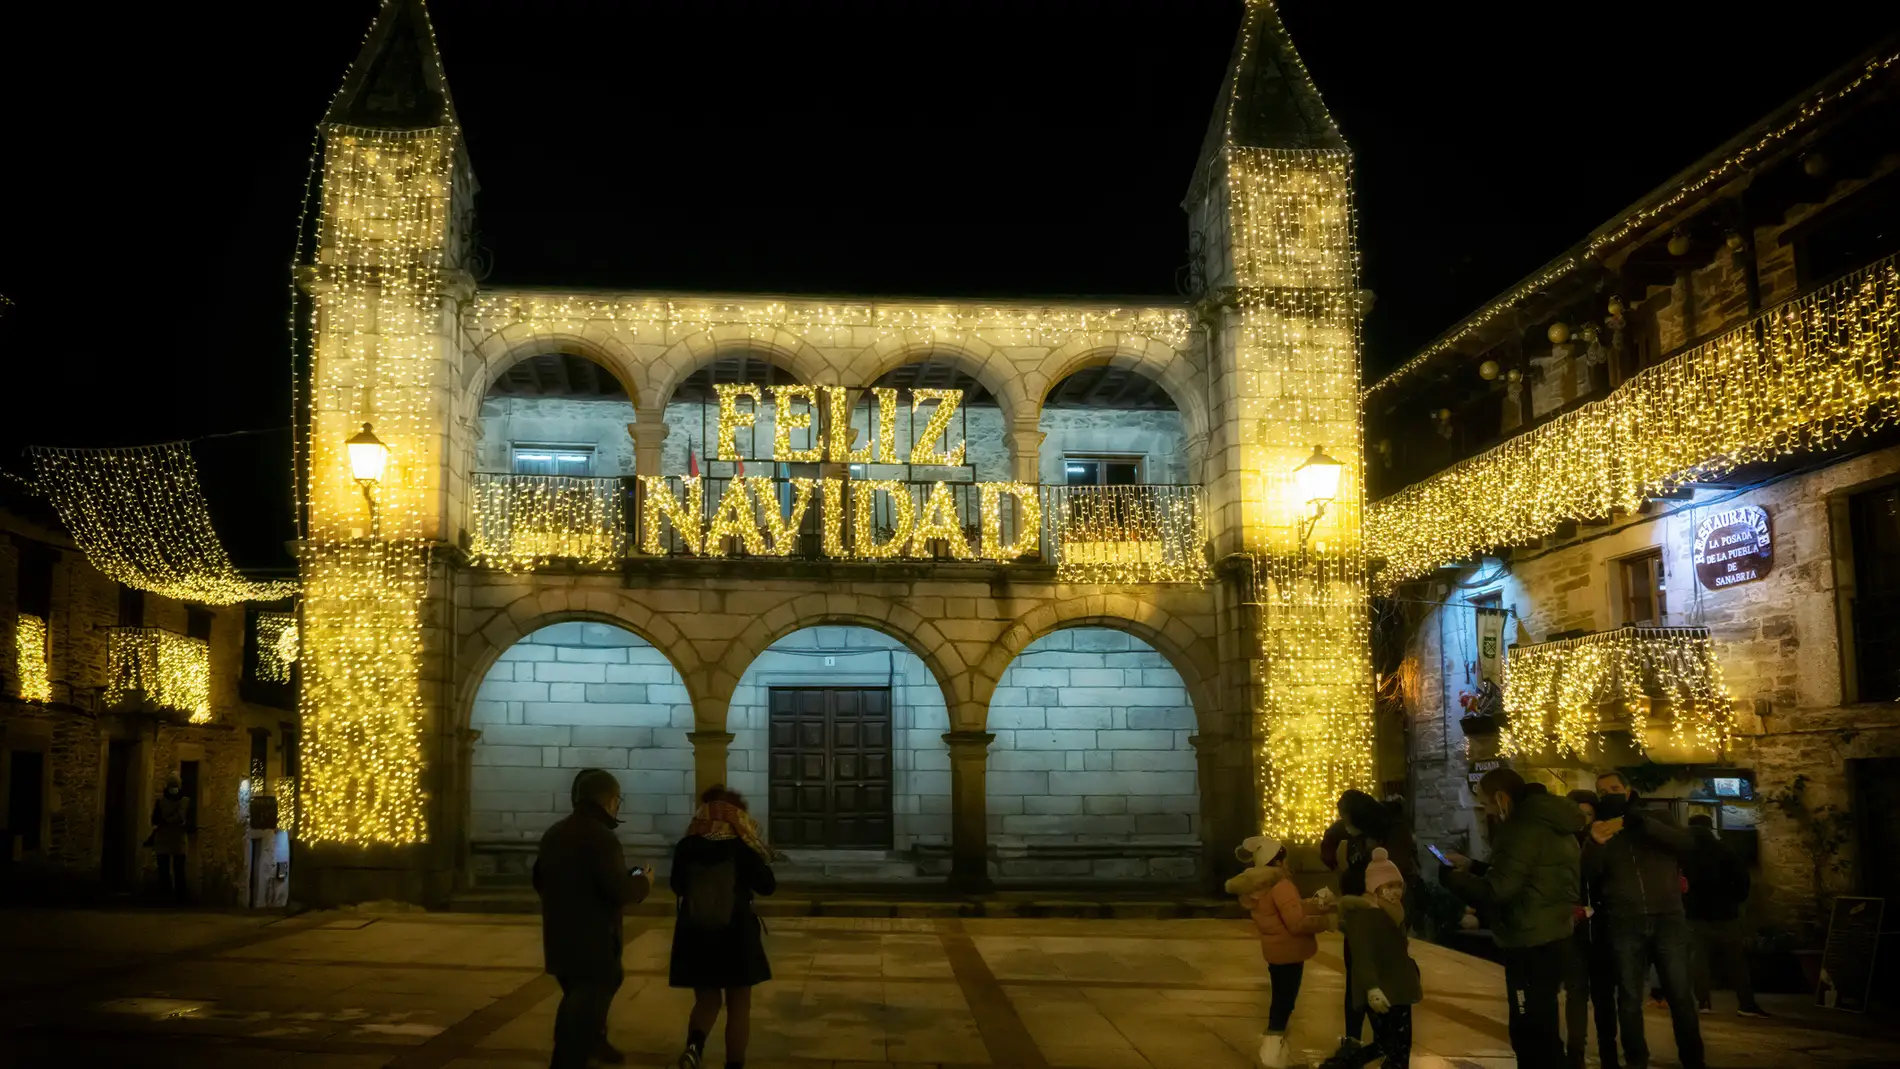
463, 474, 1210, 583
1499, 626, 1733, 765
104, 627, 212, 723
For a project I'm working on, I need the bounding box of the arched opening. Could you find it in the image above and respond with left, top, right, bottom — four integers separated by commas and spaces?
661, 349, 810, 474
863, 353, 1006, 481
726, 625, 952, 878
479, 351, 638, 476
467, 620, 695, 886
985, 626, 1201, 881
1038, 364, 1186, 487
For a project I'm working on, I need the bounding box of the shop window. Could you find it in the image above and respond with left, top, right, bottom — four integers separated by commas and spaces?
1064, 455, 1143, 487
1616, 550, 1667, 627
16, 543, 57, 619
1848, 485, 1900, 702
511, 444, 594, 477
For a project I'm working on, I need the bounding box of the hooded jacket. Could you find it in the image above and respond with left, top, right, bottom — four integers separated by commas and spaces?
1225, 863, 1332, 964
1582, 796, 1694, 919
1444, 785, 1584, 948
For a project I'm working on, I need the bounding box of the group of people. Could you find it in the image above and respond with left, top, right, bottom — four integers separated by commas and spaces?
1230, 774, 1762, 1068
534, 768, 776, 1069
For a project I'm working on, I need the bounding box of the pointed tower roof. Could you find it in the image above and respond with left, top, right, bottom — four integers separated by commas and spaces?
1187, 1, 1346, 200
324, 0, 459, 130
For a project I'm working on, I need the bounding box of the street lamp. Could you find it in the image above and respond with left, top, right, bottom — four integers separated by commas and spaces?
347, 423, 387, 536
1293, 443, 1343, 547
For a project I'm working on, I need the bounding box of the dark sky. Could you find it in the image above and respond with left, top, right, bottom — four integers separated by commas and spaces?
2, 1, 1895, 562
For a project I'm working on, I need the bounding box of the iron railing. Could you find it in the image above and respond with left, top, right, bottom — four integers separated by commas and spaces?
104, 626, 211, 722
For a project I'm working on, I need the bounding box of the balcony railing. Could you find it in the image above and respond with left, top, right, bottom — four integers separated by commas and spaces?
104, 626, 211, 723
1500, 626, 1732, 761
464, 473, 1211, 583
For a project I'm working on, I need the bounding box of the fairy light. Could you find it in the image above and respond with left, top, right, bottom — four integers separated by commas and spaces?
757, 477, 818, 554
871, 387, 899, 462
704, 476, 771, 556
1368, 48, 1899, 400
821, 478, 848, 556
978, 482, 1040, 560
853, 480, 917, 558
255, 611, 299, 685
823, 387, 872, 463
911, 482, 969, 558
1368, 255, 1900, 585
907, 389, 966, 466
1048, 485, 1210, 584
105, 627, 212, 723
468, 473, 624, 570
15, 614, 50, 702
715, 384, 762, 460
1500, 627, 1734, 758
639, 476, 704, 554
29, 445, 297, 604
771, 386, 824, 463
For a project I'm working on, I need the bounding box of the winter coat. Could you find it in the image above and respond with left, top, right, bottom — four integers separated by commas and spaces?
1326, 791, 1389, 896
668, 834, 777, 989
1226, 864, 1331, 965
532, 801, 652, 983
1582, 799, 1694, 919
1339, 896, 1422, 1009
1444, 785, 1584, 949
1682, 825, 1749, 922
150, 793, 190, 854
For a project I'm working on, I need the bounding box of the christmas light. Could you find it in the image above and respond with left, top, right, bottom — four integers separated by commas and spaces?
824, 387, 872, 463
853, 480, 916, 558
29, 445, 298, 605
911, 482, 970, 558
1047, 485, 1210, 584
908, 389, 966, 466
771, 385, 824, 463
469, 473, 624, 570
255, 611, 299, 685
978, 482, 1040, 560
1500, 627, 1734, 758
15, 614, 50, 703
715, 384, 762, 460
1367, 255, 1900, 584
639, 476, 704, 555
704, 477, 771, 556
105, 627, 212, 723
756, 477, 818, 554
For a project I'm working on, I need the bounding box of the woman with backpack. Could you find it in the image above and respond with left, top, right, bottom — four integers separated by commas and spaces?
669, 786, 777, 1069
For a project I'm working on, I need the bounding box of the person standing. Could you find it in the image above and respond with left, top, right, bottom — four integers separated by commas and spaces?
1323, 848, 1422, 1069
1226, 836, 1337, 1068
670, 786, 777, 1069
1565, 789, 1624, 1069
1321, 789, 1389, 1065
1683, 815, 1768, 1018
150, 772, 191, 904
1443, 768, 1584, 1069
1585, 771, 1705, 1069
534, 768, 653, 1069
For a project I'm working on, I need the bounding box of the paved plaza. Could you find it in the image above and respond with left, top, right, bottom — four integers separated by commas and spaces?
0, 907, 1894, 1068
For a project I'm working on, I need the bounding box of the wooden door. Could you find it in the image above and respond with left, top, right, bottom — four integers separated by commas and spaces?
767, 687, 893, 848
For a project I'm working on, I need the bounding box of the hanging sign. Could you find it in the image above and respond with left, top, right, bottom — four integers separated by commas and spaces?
1475, 607, 1508, 687
1693, 505, 1772, 591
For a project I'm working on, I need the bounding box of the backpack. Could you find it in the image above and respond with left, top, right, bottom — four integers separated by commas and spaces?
683, 854, 737, 930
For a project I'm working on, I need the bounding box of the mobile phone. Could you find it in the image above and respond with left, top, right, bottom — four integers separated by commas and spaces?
1427, 844, 1452, 866
629, 866, 645, 877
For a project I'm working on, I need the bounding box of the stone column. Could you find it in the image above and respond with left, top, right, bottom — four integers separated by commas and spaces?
687, 730, 734, 798
630, 413, 669, 478
1004, 424, 1046, 485
1190, 732, 1252, 892
942, 731, 995, 892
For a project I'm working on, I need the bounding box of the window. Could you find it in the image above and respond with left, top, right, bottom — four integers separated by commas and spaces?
1616, 550, 1667, 627
1848, 485, 1900, 702
117, 587, 144, 628
186, 607, 213, 641
511, 444, 594, 477
16, 543, 57, 619
248, 729, 271, 783
281, 723, 300, 779
1064, 455, 1143, 487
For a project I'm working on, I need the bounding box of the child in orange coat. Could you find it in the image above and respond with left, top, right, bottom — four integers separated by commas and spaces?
1227, 836, 1338, 1068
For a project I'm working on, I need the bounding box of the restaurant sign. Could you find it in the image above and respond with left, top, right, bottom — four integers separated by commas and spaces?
1693, 505, 1772, 591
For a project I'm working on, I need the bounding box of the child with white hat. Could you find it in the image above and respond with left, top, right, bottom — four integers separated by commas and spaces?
1226, 836, 1337, 1068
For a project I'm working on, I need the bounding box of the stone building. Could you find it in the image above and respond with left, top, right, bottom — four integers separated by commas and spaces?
0, 474, 298, 907
1364, 44, 1900, 934
291, 0, 1379, 907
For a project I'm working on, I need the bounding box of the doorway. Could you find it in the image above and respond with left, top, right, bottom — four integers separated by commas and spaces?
7, 750, 45, 853
767, 687, 893, 848
101, 740, 135, 888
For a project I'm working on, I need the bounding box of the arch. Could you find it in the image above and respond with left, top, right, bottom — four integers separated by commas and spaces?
1037, 334, 1210, 450
460, 327, 646, 432
843, 334, 1031, 427
975, 597, 1220, 736
649, 325, 836, 410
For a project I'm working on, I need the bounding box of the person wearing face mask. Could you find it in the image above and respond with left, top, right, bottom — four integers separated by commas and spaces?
1441, 768, 1584, 1069
149, 772, 191, 904
1585, 771, 1704, 1069
534, 768, 654, 1069
1564, 789, 1624, 1069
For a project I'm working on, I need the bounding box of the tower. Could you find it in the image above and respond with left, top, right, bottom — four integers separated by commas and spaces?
294, 0, 475, 894
1187, 1, 1375, 840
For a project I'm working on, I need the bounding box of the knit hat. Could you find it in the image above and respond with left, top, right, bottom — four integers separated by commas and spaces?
1364, 846, 1404, 893
1235, 835, 1284, 867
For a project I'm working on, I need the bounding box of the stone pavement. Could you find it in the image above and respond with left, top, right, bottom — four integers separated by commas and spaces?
0, 907, 1894, 1068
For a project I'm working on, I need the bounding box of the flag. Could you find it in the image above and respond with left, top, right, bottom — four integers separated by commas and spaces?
687, 443, 699, 478
736, 456, 746, 477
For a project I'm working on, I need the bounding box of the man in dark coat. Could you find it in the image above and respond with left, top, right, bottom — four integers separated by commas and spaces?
1683, 815, 1767, 1017
534, 768, 652, 1069
150, 772, 191, 903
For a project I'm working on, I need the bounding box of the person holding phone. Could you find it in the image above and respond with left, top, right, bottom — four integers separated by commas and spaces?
535, 768, 654, 1069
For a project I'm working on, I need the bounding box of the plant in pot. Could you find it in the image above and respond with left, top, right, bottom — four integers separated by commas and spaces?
1458, 678, 1505, 736
1764, 772, 1856, 985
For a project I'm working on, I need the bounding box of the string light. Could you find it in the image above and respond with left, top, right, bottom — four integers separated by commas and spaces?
1500, 627, 1734, 759
254, 611, 300, 685
1368, 256, 1900, 585
15, 614, 50, 702
757, 477, 818, 554
1048, 485, 1210, 584
871, 387, 899, 462
704, 476, 772, 556
908, 389, 966, 466
29, 445, 297, 604
911, 481, 970, 558
978, 482, 1041, 560
714, 384, 761, 460
106, 626, 212, 723
639, 475, 704, 554
852, 480, 917, 558
821, 478, 848, 556
771, 385, 824, 463
468, 473, 624, 570
1367, 48, 1898, 400
824, 387, 872, 463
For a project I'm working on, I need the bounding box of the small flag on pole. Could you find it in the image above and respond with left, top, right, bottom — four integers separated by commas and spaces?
687, 443, 700, 478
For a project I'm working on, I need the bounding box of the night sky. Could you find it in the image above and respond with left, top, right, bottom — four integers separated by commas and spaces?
2, 1, 1895, 565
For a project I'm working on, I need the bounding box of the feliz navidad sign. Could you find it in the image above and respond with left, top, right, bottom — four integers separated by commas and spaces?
1692, 505, 1773, 591
638, 385, 1041, 559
